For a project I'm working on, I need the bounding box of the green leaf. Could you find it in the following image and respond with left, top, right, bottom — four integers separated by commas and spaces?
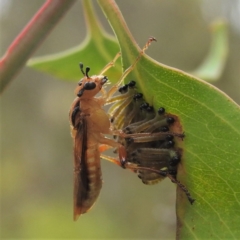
191, 20, 229, 82
98, 0, 240, 239
27, 0, 121, 81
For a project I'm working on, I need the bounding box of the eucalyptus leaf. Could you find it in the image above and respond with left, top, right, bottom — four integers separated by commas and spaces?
98, 0, 240, 239
28, 0, 240, 238
191, 20, 228, 82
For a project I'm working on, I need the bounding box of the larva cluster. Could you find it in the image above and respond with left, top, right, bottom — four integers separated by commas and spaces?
104, 80, 194, 203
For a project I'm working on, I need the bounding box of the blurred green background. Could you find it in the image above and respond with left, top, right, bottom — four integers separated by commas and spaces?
1, 0, 240, 239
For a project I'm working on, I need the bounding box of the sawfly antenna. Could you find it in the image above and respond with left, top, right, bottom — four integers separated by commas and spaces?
85, 67, 90, 78
79, 63, 85, 76
79, 63, 91, 79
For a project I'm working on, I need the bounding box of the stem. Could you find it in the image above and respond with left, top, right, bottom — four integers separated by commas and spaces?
82, 0, 101, 37
0, 0, 77, 94
97, 0, 139, 68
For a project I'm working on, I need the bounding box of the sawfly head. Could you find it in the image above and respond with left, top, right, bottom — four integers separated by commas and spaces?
74, 63, 108, 99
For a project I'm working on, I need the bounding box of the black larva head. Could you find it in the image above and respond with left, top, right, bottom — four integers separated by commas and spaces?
160, 126, 169, 132
118, 84, 128, 94
165, 135, 174, 141
168, 169, 177, 177
146, 106, 154, 113
169, 156, 180, 166
133, 93, 143, 101
128, 80, 136, 88
164, 140, 175, 148
158, 107, 165, 115
159, 171, 167, 177
140, 102, 149, 111
166, 117, 175, 124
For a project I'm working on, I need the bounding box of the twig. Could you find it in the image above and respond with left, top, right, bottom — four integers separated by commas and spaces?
0, 0, 77, 93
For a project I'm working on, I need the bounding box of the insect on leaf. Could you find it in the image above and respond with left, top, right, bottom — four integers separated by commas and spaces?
98, 0, 240, 239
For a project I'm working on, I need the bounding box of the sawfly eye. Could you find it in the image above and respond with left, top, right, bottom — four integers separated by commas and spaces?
84, 82, 96, 90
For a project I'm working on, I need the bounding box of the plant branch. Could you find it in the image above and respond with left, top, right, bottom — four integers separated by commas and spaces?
0, 0, 77, 94
98, 0, 139, 58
